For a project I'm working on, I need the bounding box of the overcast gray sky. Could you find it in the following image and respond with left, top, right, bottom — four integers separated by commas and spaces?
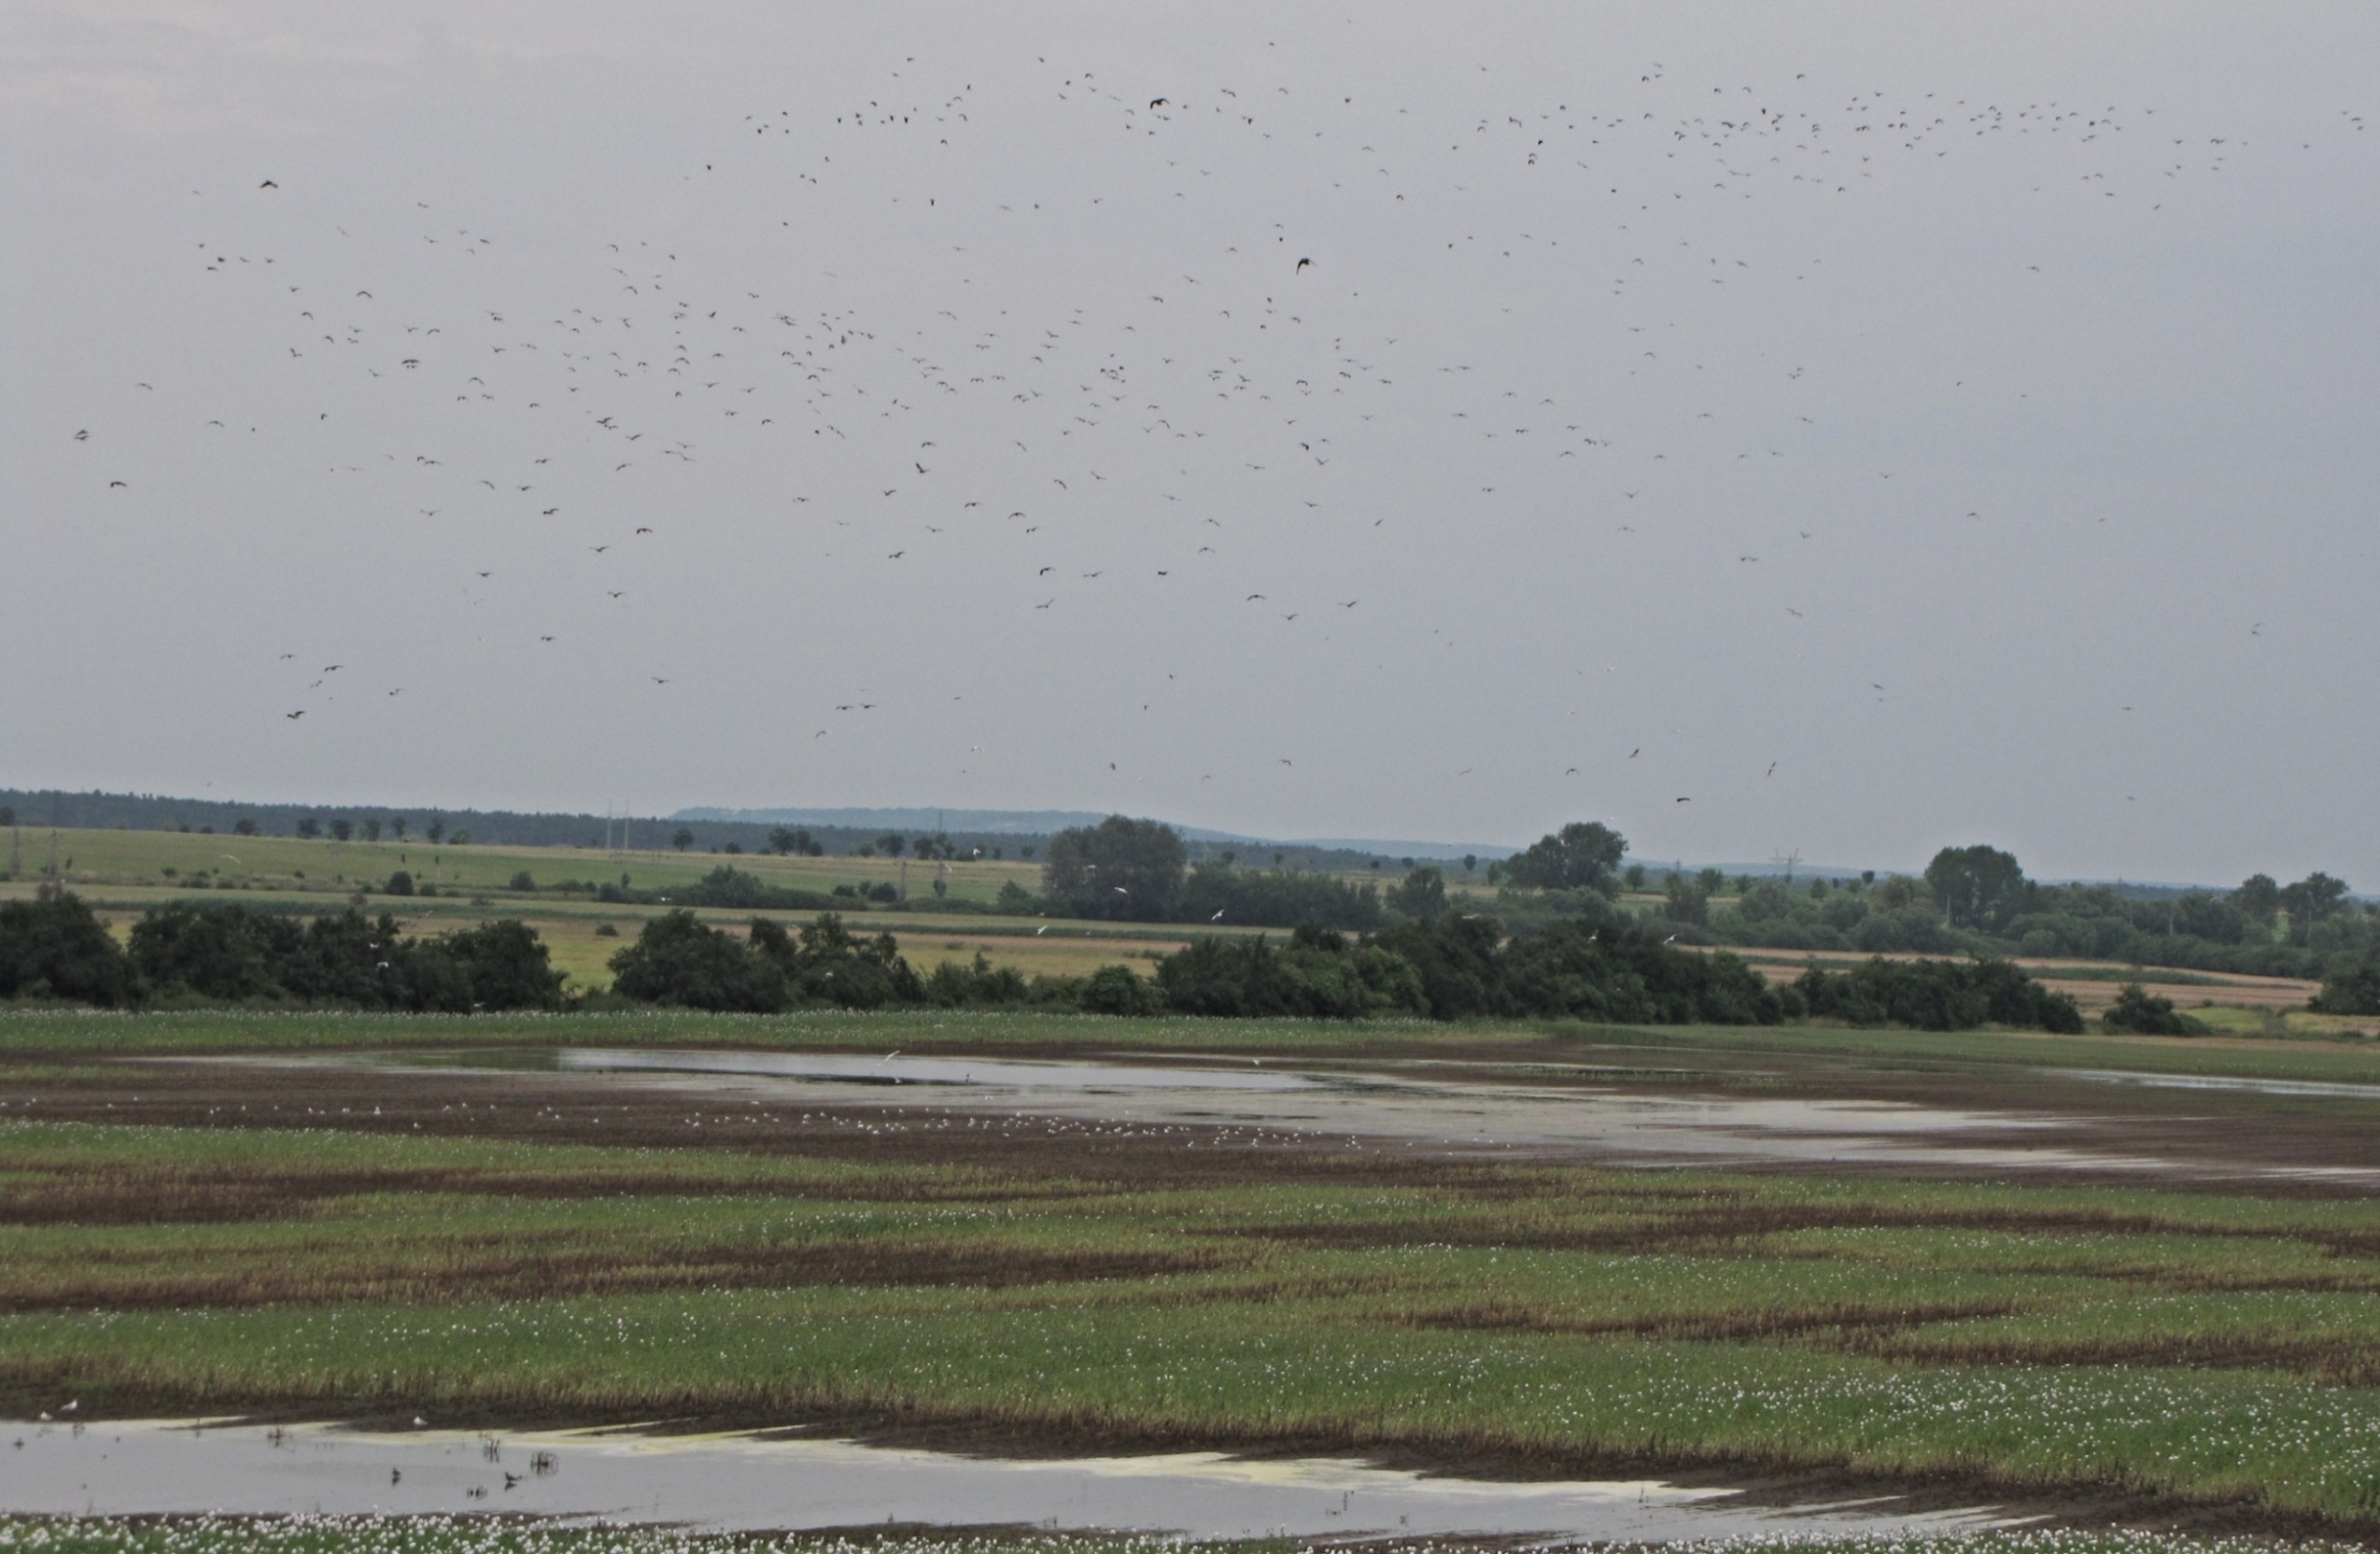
6, 1, 2375, 883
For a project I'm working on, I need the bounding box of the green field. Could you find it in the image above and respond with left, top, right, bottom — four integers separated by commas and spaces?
8, 1009, 2380, 1535
0, 1523, 2340, 1554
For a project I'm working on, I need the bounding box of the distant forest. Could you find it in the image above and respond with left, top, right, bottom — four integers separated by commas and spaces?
0, 789, 1456, 877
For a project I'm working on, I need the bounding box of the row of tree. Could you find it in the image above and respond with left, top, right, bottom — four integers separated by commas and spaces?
0, 897, 562, 1010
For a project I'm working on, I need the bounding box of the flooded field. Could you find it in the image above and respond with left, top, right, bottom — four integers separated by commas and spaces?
0, 1420, 2005, 1540
527, 1047, 2366, 1184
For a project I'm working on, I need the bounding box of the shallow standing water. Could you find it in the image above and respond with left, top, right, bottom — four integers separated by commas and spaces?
0, 1420, 2007, 1540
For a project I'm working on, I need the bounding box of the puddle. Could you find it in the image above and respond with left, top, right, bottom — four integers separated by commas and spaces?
557, 1049, 1323, 1094
2049, 1067, 2380, 1102
0, 1420, 2005, 1540
542, 1049, 2130, 1175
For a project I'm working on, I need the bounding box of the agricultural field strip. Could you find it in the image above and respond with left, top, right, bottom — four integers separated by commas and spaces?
0, 1519, 2325, 1554
18, 1117, 2380, 1517
8, 1009, 2380, 1087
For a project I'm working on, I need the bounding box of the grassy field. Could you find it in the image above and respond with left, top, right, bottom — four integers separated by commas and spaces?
10, 1000, 2380, 1529
0, 1524, 2337, 1554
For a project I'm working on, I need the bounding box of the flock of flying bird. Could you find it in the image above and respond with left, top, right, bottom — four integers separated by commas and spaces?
60, 44, 2363, 812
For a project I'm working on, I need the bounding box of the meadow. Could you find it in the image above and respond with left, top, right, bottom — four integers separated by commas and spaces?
0, 1523, 2347, 1554
10, 1003, 2380, 1534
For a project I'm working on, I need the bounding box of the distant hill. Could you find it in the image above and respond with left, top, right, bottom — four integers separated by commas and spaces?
675, 806, 1518, 864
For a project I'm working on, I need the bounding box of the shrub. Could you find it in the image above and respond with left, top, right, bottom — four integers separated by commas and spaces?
2102, 982, 2203, 1035
509, 871, 536, 892
1080, 963, 1166, 1015
0, 895, 138, 1006
2312, 954, 2380, 1017
1796, 956, 2084, 1033
386, 870, 415, 897
607, 911, 787, 1012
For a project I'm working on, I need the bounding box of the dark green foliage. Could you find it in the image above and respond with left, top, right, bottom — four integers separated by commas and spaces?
2233, 873, 2281, 925
2312, 954, 2380, 1017
1661, 870, 1711, 926
1178, 863, 1385, 929
1502, 920, 1781, 1024
128, 903, 562, 1011
509, 871, 536, 892
1043, 815, 1189, 922
748, 912, 925, 1009
0, 895, 137, 1006
1794, 957, 2085, 1033
385, 870, 415, 897
922, 952, 1032, 1008
608, 911, 786, 1012
675, 866, 846, 912
994, 880, 1040, 914
1370, 913, 1509, 1019
1924, 845, 2028, 930
1502, 821, 1627, 895
1080, 963, 1167, 1015
1385, 866, 1448, 920
2100, 982, 2202, 1035
1156, 925, 1424, 1019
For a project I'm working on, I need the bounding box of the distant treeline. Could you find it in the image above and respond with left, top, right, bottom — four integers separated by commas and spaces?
0, 897, 563, 1011
0, 789, 1036, 861
0, 894, 2163, 1032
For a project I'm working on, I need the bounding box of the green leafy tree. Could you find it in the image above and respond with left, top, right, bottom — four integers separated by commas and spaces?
2232, 874, 2281, 925
0, 895, 139, 1005
294, 817, 322, 841
330, 819, 354, 842
1503, 822, 1627, 895
362, 819, 382, 843
2279, 872, 2351, 944
768, 826, 814, 856
608, 911, 786, 1011
1386, 866, 1448, 919
879, 833, 907, 858
2311, 954, 2380, 1017
1662, 870, 1711, 926
1923, 845, 2028, 929
388, 817, 407, 842
2102, 982, 2200, 1035
671, 827, 695, 852
386, 870, 415, 897
233, 818, 259, 837
1622, 864, 1647, 892
425, 820, 445, 845
1080, 963, 1166, 1015
1042, 815, 1188, 922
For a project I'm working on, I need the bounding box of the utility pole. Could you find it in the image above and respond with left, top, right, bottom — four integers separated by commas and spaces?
1771, 848, 1802, 886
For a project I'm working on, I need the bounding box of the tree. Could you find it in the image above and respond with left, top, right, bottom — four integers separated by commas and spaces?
362, 819, 382, 843
2232, 874, 2281, 925
2279, 872, 2352, 944
2312, 954, 2380, 1017
671, 827, 695, 852
295, 817, 322, 841
1386, 866, 1448, 920
330, 819, 354, 842
386, 870, 415, 897
389, 817, 408, 842
1462, 855, 1479, 875
1623, 864, 1647, 891
608, 911, 786, 1011
878, 833, 907, 858
768, 826, 813, 857
233, 818, 259, 837
426, 820, 445, 845
0, 895, 138, 1005
1043, 815, 1189, 922
0, 806, 14, 827
1923, 845, 2028, 930
1503, 822, 1627, 896
2102, 982, 2199, 1035
1662, 870, 1711, 926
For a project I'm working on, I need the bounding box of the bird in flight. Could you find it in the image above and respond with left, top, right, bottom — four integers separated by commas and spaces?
1295, 257, 1313, 273
285, 711, 304, 720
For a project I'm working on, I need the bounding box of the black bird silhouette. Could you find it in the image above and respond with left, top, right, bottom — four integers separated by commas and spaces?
286, 711, 304, 720
1295, 257, 1313, 272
